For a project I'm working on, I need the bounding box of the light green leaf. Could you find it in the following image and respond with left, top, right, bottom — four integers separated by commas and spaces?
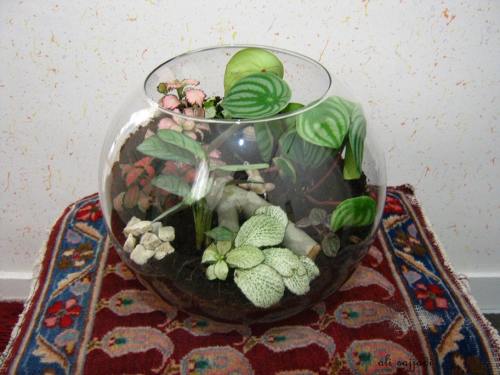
211, 163, 269, 172
281, 102, 305, 128
283, 271, 310, 295
273, 156, 297, 184
279, 129, 333, 168
343, 142, 361, 180
205, 226, 235, 242
137, 135, 196, 165
234, 264, 285, 308
254, 205, 288, 229
226, 245, 265, 269
263, 247, 301, 277
299, 256, 320, 281
348, 104, 367, 171
206, 264, 217, 280
330, 196, 377, 232
157, 129, 206, 160
296, 96, 353, 149
254, 123, 274, 162
234, 214, 285, 248
152, 175, 190, 197
224, 47, 284, 93
201, 245, 219, 264
214, 260, 229, 280
321, 233, 341, 257
222, 73, 291, 119
216, 240, 233, 256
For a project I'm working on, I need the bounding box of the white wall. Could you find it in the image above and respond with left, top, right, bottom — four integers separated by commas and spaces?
1, 1, 499, 300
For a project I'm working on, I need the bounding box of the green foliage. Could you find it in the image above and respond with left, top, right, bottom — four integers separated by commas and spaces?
205, 226, 235, 242
254, 123, 274, 162
273, 156, 297, 183
321, 233, 341, 257
222, 73, 291, 119
225, 245, 265, 269
347, 104, 367, 172
330, 195, 377, 232
279, 129, 333, 169
296, 96, 352, 149
234, 264, 285, 308
224, 47, 284, 93
152, 175, 190, 198
262, 247, 302, 277
234, 212, 286, 248
299, 256, 320, 280
280, 102, 304, 114
254, 205, 288, 229
343, 142, 360, 180
211, 163, 269, 172
137, 135, 196, 165
157, 130, 206, 160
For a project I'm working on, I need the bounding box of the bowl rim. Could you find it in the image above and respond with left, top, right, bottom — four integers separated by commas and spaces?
143, 44, 333, 124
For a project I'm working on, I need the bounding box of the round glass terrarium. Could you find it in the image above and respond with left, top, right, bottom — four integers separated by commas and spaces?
98, 45, 386, 324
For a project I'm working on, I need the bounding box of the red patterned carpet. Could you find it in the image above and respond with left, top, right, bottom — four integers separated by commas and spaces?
0, 302, 23, 353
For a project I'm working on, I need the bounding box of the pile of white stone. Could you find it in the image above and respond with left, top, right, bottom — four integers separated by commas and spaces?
123, 217, 175, 265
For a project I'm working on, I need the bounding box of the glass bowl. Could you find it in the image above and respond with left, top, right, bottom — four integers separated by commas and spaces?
98, 45, 386, 324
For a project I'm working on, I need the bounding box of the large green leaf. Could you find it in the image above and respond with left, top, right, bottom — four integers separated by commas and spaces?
296, 96, 353, 149
348, 104, 367, 170
343, 142, 361, 180
330, 195, 377, 232
234, 264, 285, 308
222, 73, 291, 119
263, 247, 301, 277
137, 135, 196, 165
279, 129, 333, 168
157, 129, 206, 160
254, 123, 274, 161
273, 156, 297, 183
254, 206, 288, 229
152, 174, 190, 198
226, 245, 265, 269
224, 47, 284, 93
234, 214, 285, 248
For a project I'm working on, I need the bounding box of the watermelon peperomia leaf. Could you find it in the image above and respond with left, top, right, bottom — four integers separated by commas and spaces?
343, 103, 367, 180
254, 123, 274, 162
279, 129, 333, 168
224, 47, 284, 93
273, 156, 297, 183
330, 195, 377, 232
221, 73, 291, 119
296, 96, 353, 149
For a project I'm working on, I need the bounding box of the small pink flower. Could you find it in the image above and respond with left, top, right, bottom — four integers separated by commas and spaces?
181, 79, 199, 86
166, 80, 183, 90
183, 107, 205, 118
209, 149, 221, 159
185, 89, 206, 107
158, 117, 182, 132
160, 95, 181, 110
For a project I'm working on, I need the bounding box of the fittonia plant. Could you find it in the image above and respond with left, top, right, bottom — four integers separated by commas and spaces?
202, 206, 319, 308
117, 46, 378, 309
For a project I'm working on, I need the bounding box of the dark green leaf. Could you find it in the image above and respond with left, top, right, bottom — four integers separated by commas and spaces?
273, 156, 297, 183
254, 123, 274, 161
137, 135, 196, 165
330, 196, 377, 232
222, 73, 291, 119
296, 96, 353, 149
279, 129, 333, 168
152, 174, 190, 197
205, 226, 235, 242
157, 129, 206, 160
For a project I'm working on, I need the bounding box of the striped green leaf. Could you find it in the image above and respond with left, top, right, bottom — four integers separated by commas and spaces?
349, 104, 367, 170
137, 135, 196, 165
273, 156, 297, 183
296, 96, 352, 149
254, 123, 274, 161
330, 196, 377, 232
157, 130, 206, 160
222, 73, 291, 119
343, 142, 361, 180
279, 129, 333, 168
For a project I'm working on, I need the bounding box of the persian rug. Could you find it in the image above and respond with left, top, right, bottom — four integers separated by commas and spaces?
1, 186, 499, 375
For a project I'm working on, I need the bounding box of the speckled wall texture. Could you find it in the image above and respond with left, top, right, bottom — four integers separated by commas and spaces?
0, 1, 499, 276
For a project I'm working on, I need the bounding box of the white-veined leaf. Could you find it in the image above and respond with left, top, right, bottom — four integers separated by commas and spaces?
234, 264, 285, 308
234, 214, 285, 248
262, 247, 301, 277
226, 245, 265, 269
